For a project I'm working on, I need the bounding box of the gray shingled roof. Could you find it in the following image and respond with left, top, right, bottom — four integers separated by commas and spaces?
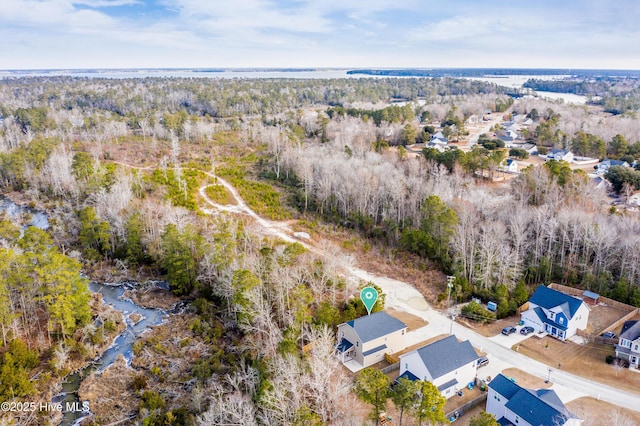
413, 335, 479, 379
345, 311, 406, 343
620, 320, 640, 341
490, 374, 579, 425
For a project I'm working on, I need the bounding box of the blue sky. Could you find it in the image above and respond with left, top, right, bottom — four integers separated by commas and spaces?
3, 0, 640, 69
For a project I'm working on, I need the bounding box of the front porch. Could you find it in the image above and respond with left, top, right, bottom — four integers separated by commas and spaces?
545, 324, 567, 341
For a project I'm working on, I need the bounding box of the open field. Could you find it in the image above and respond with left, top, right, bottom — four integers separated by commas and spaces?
516, 335, 640, 394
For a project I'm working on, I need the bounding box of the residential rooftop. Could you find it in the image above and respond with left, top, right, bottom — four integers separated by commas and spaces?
344, 311, 406, 343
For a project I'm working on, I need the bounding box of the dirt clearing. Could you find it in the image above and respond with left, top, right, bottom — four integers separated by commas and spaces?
386, 308, 428, 331
566, 397, 640, 426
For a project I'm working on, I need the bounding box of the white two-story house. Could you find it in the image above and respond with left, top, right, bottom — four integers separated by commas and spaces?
336, 311, 407, 370
615, 320, 640, 369
397, 335, 479, 399
520, 286, 589, 341
487, 374, 582, 426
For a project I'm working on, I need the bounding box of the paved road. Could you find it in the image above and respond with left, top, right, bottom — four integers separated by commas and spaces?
196, 165, 640, 413
359, 270, 640, 412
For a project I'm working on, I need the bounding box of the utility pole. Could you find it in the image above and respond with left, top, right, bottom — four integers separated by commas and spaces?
447, 275, 455, 335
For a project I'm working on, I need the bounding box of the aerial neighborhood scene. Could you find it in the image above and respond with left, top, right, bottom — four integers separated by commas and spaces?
3, 1, 640, 425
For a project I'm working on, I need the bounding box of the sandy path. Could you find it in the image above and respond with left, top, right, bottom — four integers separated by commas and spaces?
115, 159, 640, 413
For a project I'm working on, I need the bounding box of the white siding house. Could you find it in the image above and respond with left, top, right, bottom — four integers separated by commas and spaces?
398, 335, 479, 399
615, 320, 640, 370
336, 311, 407, 370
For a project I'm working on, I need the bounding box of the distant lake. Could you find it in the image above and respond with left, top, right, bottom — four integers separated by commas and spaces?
533, 91, 589, 105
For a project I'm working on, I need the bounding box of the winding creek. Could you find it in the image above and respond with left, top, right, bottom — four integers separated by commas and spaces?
0, 198, 167, 426
55, 282, 167, 426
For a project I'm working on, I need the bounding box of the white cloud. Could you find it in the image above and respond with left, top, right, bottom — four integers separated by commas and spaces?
72, 0, 140, 6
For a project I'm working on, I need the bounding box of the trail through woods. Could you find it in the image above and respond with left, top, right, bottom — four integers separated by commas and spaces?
196, 168, 640, 414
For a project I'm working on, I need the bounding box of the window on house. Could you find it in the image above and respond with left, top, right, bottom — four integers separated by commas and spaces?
635, 344, 639, 351
402, 330, 405, 335
558, 317, 564, 324
356, 341, 359, 347
515, 415, 519, 423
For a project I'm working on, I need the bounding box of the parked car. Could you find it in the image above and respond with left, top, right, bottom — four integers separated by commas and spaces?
520, 326, 534, 335
602, 331, 616, 339
477, 356, 489, 368
502, 326, 516, 335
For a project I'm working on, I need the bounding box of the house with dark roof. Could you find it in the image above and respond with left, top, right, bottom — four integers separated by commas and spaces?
397, 335, 479, 398
500, 158, 519, 173
487, 374, 582, 426
595, 159, 630, 175
336, 311, 407, 370
520, 286, 589, 341
615, 320, 640, 370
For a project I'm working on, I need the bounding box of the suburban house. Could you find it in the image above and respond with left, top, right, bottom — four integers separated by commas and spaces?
336, 311, 407, 369
500, 158, 519, 173
430, 131, 448, 146
547, 149, 574, 163
397, 335, 479, 399
487, 374, 583, 426
615, 320, 640, 369
498, 129, 520, 146
595, 159, 630, 175
520, 286, 589, 341
426, 141, 447, 152
518, 143, 538, 155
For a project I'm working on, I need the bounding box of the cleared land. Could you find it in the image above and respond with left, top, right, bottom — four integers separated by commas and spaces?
584, 302, 631, 335
386, 308, 429, 332
566, 397, 640, 426
462, 315, 520, 338
516, 335, 640, 394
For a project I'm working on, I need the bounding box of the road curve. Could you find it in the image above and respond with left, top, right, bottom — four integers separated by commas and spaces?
194, 166, 640, 413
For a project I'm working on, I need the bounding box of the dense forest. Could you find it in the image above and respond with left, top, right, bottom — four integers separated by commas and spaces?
1, 75, 640, 424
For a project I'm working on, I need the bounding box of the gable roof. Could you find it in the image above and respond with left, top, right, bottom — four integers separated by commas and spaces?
601, 159, 629, 167
620, 320, 640, 341
529, 286, 584, 320
344, 311, 406, 343
491, 374, 579, 426
533, 306, 568, 331
488, 374, 520, 399
407, 335, 479, 379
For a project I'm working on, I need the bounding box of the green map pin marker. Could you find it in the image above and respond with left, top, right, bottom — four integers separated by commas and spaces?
360, 287, 379, 315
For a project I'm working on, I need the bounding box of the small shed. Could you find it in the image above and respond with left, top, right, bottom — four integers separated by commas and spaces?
583, 290, 600, 305
487, 301, 498, 312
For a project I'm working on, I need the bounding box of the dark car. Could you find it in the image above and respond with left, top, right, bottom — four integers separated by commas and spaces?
520, 326, 534, 335
477, 356, 489, 368
602, 331, 616, 339
501, 326, 517, 335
